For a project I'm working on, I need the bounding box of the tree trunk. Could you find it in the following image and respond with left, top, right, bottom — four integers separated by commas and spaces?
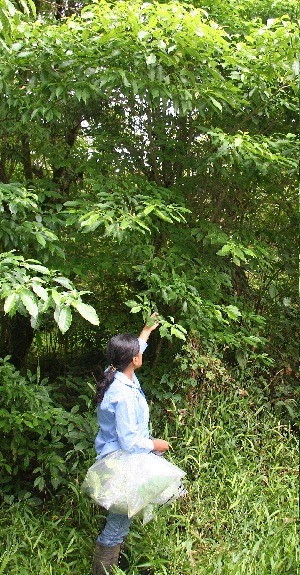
0, 314, 35, 369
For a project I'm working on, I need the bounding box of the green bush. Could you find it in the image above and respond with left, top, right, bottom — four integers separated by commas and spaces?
0, 358, 97, 496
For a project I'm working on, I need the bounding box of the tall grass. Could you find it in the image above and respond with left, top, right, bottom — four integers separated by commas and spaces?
0, 392, 298, 574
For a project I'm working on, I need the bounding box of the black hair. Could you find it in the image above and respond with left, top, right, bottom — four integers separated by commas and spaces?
95, 333, 140, 405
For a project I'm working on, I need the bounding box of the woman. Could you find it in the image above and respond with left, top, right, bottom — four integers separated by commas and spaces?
93, 313, 169, 575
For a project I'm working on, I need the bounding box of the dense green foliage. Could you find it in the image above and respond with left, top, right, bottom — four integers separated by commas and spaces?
0, 0, 298, 573
0, 0, 297, 361
0, 358, 96, 493
0, 391, 298, 574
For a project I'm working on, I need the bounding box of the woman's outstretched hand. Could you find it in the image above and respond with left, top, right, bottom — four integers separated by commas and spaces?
152, 439, 170, 452
139, 312, 160, 342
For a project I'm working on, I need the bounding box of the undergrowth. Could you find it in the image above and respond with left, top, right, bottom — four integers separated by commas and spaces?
0, 391, 298, 575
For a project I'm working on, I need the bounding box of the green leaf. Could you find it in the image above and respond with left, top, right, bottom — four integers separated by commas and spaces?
51, 289, 61, 306
53, 276, 73, 290
225, 305, 242, 320
214, 309, 223, 321
171, 326, 186, 340
125, 300, 139, 308
32, 282, 49, 302
154, 208, 173, 223
74, 302, 99, 325
54, 305, 61, 324
3, 0, 17, 17
57, 306, 72, 334
4, 292, 19, 314
209, 96, 222, 112
130, 306, 142, 313
119, 71, 131, 87
269, 284, 278, 299
35, 232, 46, 247
143, 204, 156, 215
34, 476, 45, 491
25, 263, 50, 275
20, 289, 39, 318
55, 86, 64, 98
216, 244, 232, 256
234, 246, 247, 261
120, 219, 130, 230
146, 53, 156, 65
236, 350, 247, 369
159, 323, 171, 339
20, 0, 36, 16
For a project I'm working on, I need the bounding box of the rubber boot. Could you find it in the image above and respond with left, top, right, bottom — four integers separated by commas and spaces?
92, 542, 121, 575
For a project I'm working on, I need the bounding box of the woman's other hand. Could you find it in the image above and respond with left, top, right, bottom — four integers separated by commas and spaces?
152, 438, 169, 452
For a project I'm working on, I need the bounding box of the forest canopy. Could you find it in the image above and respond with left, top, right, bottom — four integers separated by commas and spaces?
0, 0, 297, 367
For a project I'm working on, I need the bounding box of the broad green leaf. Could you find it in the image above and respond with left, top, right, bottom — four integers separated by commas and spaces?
20, 289, 39, 318
236, 350, 247, 369
32, 282, 48, 301
55, 86, 64, 98
159, 323, 171, 339
214, 309, 223, 321
225, 305, 242, 320
234, 246, 247, 261
292, 59, 299, 76
4, 292, 19, 314
209, 96, 222, 112
154, 209, 173, 223
232, 255, 241, 266
74, 302, 99, 325
217, 244, 232, 256
25, 263, 50, 274
137, 30, 148, 41
51, 289, 61, 306
120, 219, 130, 230
54, 305, 61, 324
35, 232, 46, 247
143, 204, 156, 215
178, 325, 187, 334
171, 326, 186, 340
130, 306, 142, 313
53, 276, 73, 290
146, 53, 156, 65
119, 71, 131, 87
135, 219, 151, 232
269, 284, 278, 299
2, 0, 16, 17
244, 335, 262, 345
58, 306, 72, 334
20, 0, 36, 16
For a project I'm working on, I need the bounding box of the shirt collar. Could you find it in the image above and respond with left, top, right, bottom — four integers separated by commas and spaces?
114, 370, 140, 389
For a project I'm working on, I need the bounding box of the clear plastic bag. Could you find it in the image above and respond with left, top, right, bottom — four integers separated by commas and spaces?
81, 450, 186, 523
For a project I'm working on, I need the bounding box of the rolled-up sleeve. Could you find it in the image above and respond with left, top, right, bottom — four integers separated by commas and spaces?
138, 337, 147, 354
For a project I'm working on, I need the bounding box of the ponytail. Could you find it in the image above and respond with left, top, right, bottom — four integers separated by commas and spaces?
95, 366, 116, 405
95, 333, 140, 405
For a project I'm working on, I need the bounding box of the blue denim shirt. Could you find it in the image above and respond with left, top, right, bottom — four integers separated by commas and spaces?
95, 338, 154, 459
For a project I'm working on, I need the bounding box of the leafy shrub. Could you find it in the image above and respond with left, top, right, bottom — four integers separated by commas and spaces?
146, 330, 297, 431
0, 358, 97, 496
